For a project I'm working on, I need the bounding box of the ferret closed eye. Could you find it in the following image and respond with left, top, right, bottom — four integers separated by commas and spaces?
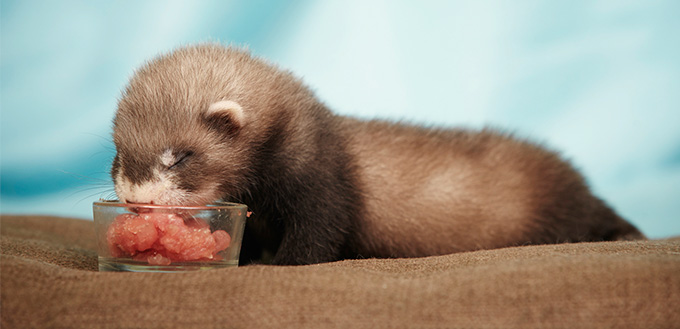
166, 151, 193, 170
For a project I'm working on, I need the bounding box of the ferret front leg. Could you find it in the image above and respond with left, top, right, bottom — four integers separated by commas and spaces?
271, 211, 350, 265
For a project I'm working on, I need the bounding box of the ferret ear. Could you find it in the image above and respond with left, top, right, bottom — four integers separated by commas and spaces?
204, 100, 246, 134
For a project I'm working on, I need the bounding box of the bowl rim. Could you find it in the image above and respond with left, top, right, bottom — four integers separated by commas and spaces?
93, 199, 247, 210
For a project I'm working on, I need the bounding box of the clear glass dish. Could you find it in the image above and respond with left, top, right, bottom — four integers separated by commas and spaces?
93, 200, 247, 272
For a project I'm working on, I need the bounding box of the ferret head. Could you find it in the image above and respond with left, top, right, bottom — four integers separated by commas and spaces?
112, 98, 247, 205
111, 44, 297, 205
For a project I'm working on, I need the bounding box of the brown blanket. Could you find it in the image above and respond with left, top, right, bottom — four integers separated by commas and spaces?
2, 215, 679, 329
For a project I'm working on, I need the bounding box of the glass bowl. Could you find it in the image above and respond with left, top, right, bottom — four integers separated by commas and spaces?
93, 200, 247, 272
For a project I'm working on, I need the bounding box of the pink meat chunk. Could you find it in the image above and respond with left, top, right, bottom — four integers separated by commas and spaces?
106, 212, 231, 265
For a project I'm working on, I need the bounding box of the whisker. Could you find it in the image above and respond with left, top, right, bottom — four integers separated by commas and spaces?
79, 133, 117, 158
105, 191, 118, 200
68, 185, 113, 195
87, 151, 115, 162
80, 132, 114, 145
71, 188, 117, 207
58, 170, 112, 184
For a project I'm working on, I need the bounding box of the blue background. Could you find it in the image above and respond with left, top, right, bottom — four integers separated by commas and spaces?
1, 0, 679, 238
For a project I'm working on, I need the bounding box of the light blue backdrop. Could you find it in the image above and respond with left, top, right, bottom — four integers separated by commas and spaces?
2, 0, 679, 238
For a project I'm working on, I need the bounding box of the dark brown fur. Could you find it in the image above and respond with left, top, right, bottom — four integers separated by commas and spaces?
111, 44, 644, 265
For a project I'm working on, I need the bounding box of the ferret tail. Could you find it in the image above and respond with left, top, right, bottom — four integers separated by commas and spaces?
593, 199, 646, 241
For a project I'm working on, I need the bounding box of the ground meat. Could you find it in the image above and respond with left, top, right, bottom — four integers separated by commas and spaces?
106, 212, 231, 265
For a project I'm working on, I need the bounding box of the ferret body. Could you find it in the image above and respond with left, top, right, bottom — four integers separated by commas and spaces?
111, 44, 643, 265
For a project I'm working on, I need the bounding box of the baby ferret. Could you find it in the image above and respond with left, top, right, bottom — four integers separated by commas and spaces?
111, 44, 643, 265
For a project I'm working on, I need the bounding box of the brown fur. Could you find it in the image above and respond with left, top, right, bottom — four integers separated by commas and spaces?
112, 43, 644, 265
342, 120, 643, 257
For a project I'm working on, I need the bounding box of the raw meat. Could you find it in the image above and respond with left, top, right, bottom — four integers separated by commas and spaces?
106, 212, 231, 265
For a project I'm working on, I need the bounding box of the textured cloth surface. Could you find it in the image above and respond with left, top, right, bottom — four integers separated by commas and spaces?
1, 215, 679, 329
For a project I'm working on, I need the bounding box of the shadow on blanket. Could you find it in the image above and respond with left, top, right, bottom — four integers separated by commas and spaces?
1, 215, 678, 329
